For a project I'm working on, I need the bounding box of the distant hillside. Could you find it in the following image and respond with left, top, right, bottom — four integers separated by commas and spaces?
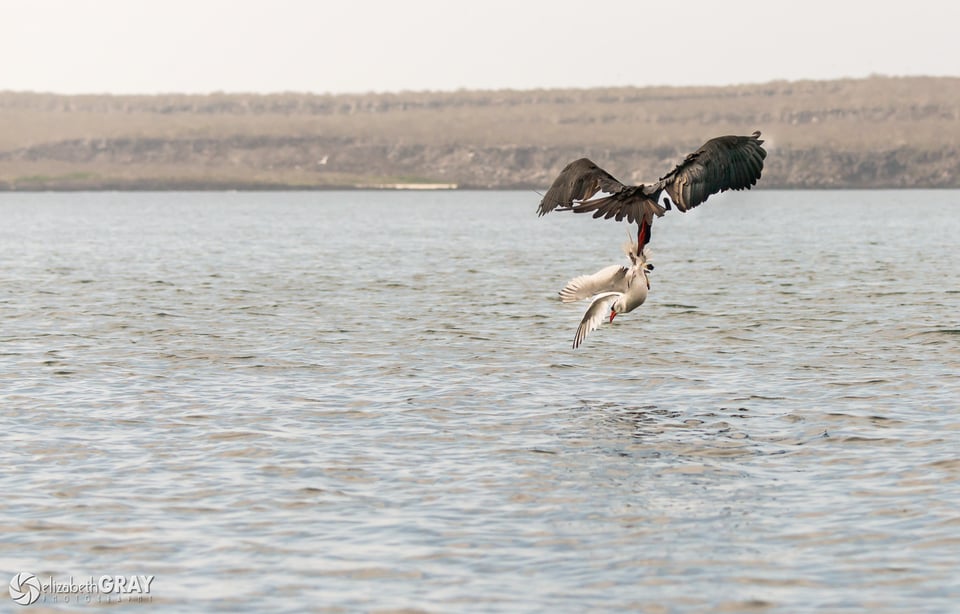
1, 76, 958, 190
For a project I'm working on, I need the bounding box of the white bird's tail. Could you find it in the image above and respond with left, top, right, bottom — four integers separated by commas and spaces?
623, 239, 651, 267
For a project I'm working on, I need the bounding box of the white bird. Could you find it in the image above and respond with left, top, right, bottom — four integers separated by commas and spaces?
561, 242, 653, 349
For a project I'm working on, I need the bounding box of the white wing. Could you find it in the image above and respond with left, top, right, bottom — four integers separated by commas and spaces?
559, 265, 628, 303
573, 292, 621, 349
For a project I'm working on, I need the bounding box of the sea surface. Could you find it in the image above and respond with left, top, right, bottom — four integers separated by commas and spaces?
1, 190, 958, 612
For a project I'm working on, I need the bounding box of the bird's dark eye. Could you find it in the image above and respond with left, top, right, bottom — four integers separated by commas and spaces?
646, 264, 655, 271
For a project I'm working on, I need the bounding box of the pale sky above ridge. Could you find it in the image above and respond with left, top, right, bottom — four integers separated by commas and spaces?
3, 0, 958, 95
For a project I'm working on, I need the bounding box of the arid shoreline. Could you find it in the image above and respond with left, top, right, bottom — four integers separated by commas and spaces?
2, 76, 958, 191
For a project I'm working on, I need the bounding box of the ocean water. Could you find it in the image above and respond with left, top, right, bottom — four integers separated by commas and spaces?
1, 190, 958, 612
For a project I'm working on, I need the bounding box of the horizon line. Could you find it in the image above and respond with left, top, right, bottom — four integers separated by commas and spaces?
2, 73, 957, 99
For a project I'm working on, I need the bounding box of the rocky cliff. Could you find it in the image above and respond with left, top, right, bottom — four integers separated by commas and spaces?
1, 76, 958, 190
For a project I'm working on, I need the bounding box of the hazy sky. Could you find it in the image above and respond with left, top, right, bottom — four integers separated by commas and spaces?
4, 0, 958, 94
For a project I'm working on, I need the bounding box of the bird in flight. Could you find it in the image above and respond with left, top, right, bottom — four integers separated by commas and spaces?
537, 132, 766, 253
560, 241, 654, 349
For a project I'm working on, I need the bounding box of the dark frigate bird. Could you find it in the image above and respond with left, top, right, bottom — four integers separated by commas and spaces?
537, 132, 766, 252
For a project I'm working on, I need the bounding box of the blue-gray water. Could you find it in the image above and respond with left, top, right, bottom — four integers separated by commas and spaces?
1, 190, 958, 612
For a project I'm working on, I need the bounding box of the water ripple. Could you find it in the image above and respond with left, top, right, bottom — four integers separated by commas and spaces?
1, 191, 958, 612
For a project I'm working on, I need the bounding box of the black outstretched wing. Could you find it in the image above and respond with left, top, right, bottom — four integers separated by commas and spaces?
566, 185, 666, 225
656, 131, 766, 212
537, 158, 627, 216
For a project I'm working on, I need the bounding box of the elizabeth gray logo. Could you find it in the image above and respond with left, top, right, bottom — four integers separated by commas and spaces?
9, 573, 41, 606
